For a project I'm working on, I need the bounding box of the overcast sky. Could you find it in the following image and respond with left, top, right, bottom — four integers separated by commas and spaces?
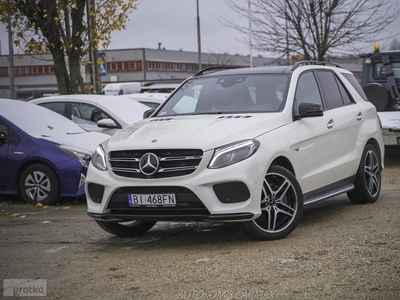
1, 0, 400, 57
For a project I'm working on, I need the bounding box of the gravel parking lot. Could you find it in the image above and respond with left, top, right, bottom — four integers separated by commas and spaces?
1, 149, 399, 300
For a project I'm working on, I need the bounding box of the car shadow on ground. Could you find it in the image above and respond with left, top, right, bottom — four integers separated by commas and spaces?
87, 196, 356, 251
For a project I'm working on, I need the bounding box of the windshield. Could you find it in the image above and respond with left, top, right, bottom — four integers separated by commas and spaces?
156, 74, 288, 117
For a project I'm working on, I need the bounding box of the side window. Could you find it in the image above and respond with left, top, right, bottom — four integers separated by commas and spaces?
335, 77, 353, 105
71, 103, 111, 125
342, 73, 368, 101
0, 122, 9, 144
40, 102, 65, 116
373, 62, 400, 80
316, 71, 344, 109
373, 63, 385, 80
295, 72, 323, 112
0, 122, 20, 145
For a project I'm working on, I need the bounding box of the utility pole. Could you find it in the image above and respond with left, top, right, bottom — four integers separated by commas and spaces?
87, 0, 101, 93
196, 0, 202, 70
86, 0, 94, 90
8, 18, 15, 99
285, 0, 290, 65
248, 0, 253, 67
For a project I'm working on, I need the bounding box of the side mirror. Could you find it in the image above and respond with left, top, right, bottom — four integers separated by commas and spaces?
97, 118, 118, 129
143, 108, 156, 119
295, 102, 323, 120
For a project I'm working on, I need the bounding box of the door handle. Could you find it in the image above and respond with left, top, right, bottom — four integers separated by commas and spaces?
357, 112, 363, 121
327, 119, 334, 129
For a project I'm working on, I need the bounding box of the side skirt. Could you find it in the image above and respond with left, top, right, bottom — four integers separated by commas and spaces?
303, 176, 355, 206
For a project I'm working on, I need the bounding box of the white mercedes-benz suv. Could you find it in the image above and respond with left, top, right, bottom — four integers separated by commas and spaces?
86, 62, 384, 240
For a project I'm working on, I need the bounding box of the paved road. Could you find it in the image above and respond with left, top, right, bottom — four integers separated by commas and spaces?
1, 151, 399, 300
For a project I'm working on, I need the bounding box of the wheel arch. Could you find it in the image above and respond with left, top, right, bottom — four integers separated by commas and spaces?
365, 138, 383, 168
270, 156, 296, 177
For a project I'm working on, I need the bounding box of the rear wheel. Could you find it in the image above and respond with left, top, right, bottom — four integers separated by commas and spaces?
95, 220, 157, 237
242, 165, 303, 240
347, 144, 381, 204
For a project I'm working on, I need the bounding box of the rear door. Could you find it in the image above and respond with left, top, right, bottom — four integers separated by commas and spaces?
314, 70, 363, 181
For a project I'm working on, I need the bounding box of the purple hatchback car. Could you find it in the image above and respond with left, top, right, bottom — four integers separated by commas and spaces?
0, 99, 109, 205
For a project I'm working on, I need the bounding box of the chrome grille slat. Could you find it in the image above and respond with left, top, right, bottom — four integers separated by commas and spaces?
109, 149, 203, 179
111, 167, 141, 173
160, 155, 203, 161
158, 166, 198, 173
109, 158, 140, 162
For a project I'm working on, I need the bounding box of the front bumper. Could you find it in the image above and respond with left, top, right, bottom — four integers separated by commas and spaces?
87, 212, 254, 222
85, 148, 272, 222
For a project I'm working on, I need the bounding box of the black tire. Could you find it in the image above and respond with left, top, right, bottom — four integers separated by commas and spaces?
95, 220, 157, 237
347, 144, 381, 204
19, 163, 60, 205
242, 165, 303, 241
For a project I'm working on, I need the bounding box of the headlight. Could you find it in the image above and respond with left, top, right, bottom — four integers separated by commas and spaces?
59, 146, 92, 167
208, 139, 260, 169
91, 145, 107, 171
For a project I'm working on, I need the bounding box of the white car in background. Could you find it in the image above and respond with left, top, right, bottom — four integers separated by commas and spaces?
30, 95, 149, 136
140, 83, 179, 94
123, 93, 170, 109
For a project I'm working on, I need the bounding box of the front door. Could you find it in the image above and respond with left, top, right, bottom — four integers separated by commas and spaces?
0, 121, 10, 189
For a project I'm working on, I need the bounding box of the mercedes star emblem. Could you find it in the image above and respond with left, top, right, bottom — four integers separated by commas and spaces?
139, 153, 159, 175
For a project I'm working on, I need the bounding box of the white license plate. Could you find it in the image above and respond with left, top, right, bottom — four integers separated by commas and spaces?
128, 194, 176, 207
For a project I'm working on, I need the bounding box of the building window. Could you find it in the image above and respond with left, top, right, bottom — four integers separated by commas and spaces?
0, 67, 8, 77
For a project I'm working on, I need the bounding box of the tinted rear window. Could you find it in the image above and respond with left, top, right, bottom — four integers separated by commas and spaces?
342, 73, 368, 101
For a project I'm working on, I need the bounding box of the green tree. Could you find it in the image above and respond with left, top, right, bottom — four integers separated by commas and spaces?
0, 0, 136, 94
224, 0, 400, 61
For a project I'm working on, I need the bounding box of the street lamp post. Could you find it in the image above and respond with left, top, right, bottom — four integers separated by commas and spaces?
196, 0, 202, 70
8, 18, 15, 99
248, 0, 253, 67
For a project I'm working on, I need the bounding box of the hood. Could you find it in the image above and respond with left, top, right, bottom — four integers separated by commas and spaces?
105, 114, 285, 151
40, 132, 110, 154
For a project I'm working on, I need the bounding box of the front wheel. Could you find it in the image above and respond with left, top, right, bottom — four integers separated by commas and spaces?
347, 144, 381, 204
19, 163, 60, 205
95, 220, 157, 237
242, 165, 304, 241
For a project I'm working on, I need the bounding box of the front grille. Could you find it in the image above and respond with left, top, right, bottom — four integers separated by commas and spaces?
88, 183, 104, 203
109, 149, 203, 179
213, 182, 250, 203
107, 186, 209, 215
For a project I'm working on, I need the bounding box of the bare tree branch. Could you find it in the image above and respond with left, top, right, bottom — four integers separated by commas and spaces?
222, 0, 400, 61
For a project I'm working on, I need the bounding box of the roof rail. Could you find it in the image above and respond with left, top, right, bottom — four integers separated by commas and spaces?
291, 61, 342, 71
193, 66, 243, 77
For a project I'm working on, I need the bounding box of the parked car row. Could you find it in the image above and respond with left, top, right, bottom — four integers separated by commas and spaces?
0, 99, 110, 205
1, 92, 155, 204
